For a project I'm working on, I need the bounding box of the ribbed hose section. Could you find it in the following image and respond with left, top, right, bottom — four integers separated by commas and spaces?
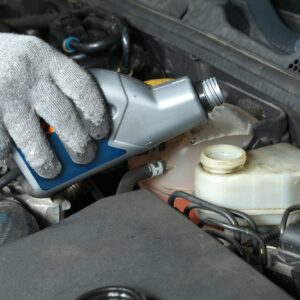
260, 227, 280, 243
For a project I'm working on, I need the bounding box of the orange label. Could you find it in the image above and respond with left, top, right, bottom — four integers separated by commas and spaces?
41, 121, 55, 134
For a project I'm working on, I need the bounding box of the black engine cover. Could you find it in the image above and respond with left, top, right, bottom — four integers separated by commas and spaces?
0, 190, 291, 299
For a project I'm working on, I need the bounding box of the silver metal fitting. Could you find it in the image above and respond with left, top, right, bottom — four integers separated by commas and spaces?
199, 77, 225, 110
147, 160, 166, 177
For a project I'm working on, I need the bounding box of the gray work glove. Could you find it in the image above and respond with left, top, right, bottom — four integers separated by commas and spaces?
0, 33, 110, 178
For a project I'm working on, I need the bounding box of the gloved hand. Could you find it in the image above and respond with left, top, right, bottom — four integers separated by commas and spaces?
0, 33, 110, 178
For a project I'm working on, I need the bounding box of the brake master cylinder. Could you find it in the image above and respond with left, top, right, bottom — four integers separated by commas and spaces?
14, 70, 225, 197
195, 143, 300, 226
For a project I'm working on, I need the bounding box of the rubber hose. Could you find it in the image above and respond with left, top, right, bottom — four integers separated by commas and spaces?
116, 161, 166, 194
116, 165, 152, 194
245, 0, 300, 54
115, 17, 131, 70
231, 209, 259, 255
260, 227, 280, 243
184, 204, 259, 254
0, 168, 21, 190
70, 33, 121, 55
168, 192, 239, 229
168, 191, 241, 242
203, 218, 268, 268
183, 204, 201, 217
70, 16, 130, 70
205, 229, 245, 257
280, 204, 300, 236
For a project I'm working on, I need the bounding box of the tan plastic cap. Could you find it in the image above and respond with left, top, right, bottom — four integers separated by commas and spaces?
200, 144, 247, 174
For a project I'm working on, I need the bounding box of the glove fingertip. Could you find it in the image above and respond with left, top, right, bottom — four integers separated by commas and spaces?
65, 139, 97, 165
33, 158, 62, 179
86, 116, 111, 141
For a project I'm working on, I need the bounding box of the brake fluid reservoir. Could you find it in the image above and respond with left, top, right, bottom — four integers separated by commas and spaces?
128, 104, 258, 224
195, 143, 300, 226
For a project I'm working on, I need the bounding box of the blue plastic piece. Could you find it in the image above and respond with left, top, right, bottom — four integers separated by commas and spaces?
63, 36, 80, 54
19, 132, 126, 191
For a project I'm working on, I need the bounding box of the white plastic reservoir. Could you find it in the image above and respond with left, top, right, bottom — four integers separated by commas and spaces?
194, 143, 300, 226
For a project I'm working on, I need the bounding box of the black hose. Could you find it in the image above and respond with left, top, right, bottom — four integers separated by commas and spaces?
116, 166, 151, 194
184, 203, 259, 253
70, 33, 120, 55
168, 191, 240, 242
230, 209, 258, 233
280, 204, 300, 237
231, 209, 259, 254
205, 229, 245, 257
245, 0, 300, 54
172, 192, 269, 267
116, 161, 166, 194
203, 218, 268, 268
185, 203, 259, 253
183, 204, 201, 217
185, 200, 278, 257
70, 15, 131, 70
168, 192, 239, 229
260, 227, 280, 243
114, 16, 131, 71
184, 204, 258, 232
0, 168, 21, 190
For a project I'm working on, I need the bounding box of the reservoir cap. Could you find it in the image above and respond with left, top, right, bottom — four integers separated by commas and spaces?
200, 144, 247, 174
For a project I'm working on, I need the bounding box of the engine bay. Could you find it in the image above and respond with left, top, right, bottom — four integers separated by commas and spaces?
1, 0, 300, 299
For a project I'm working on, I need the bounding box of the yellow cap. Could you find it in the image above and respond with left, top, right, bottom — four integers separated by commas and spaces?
144, 78, 174, 86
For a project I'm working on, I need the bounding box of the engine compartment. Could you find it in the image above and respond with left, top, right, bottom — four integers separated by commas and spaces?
1, 0, 300, 298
